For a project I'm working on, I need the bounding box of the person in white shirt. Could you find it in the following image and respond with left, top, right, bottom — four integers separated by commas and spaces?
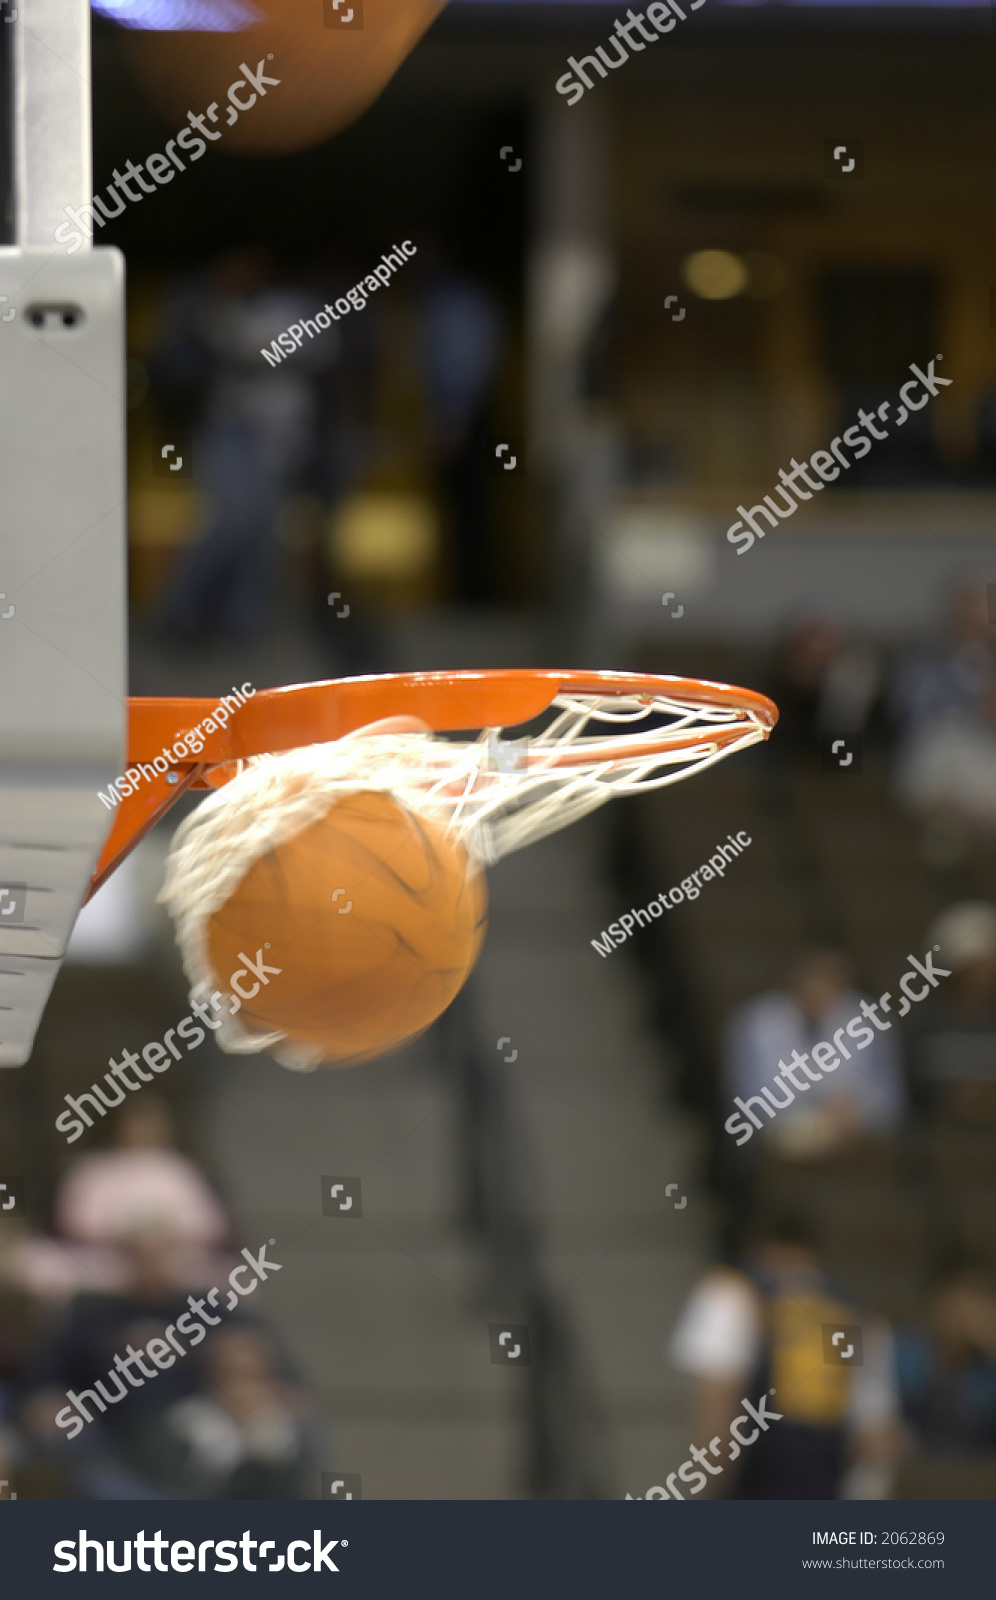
668, 1215, 901, 1499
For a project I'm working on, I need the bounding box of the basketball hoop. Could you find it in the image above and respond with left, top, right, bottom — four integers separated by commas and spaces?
95, 670, 777, 1071
93, 669, 777, 888
180, 670, 773, 870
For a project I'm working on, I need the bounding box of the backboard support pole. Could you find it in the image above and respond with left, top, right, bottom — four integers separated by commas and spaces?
0, 0, 127, 1066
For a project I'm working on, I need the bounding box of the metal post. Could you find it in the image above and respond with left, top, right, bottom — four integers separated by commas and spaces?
0, 6, 14, 244
13, 0, 92, 247
0, 0, 127, 1066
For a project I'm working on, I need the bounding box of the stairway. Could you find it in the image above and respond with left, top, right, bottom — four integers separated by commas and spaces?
197, 810, 708, 1499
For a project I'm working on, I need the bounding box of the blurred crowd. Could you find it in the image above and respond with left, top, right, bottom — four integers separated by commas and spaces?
0, 1098, 323, 1500
140, 239, 507, 649
9, 242, 996, 1502
669, 1213, 996, 1501
767, 578, 996, 862
721, 900, 996, 1174
651, 586, 996, 1498
666, 896, 996, 1498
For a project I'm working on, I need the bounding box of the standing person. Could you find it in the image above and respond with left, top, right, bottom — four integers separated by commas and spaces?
308, 252, 391, 678
669, 1215, 900, 1500
414, 245, 505, 602
152, 247, 332, 640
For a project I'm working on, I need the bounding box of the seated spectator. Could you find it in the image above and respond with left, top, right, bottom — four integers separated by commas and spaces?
896, 1263, 996, 1452
722, 949, 906, 1164
139, 1327, 320, 1499
55, 1095, 228, 1253
13, 1228, 214, 1499
669, 1214, 900, 1499
11, 1095, 230, 1301
11, 1230, 316, 1500
765, 615, 881, 759
905, 903, 996, 1125
891, 580, 996, 861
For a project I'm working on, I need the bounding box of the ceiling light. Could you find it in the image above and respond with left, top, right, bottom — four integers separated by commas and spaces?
681, 249, 750, 301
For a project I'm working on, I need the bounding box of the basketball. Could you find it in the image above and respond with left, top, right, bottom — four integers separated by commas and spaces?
202, 789, 487, 1067
120, 0, 446, 157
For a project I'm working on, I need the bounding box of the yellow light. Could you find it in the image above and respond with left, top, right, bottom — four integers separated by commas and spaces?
329, 492, 440, 582
681, 249, 749, 301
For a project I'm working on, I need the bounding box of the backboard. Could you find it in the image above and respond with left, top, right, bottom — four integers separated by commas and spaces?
0, 0, 127, 1065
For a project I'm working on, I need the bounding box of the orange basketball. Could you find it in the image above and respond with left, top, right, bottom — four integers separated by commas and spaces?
121, 0, 446, 157
204, 789, 487, 1066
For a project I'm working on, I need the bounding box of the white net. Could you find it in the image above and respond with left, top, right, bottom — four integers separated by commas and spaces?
157, 689, 766, 1067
